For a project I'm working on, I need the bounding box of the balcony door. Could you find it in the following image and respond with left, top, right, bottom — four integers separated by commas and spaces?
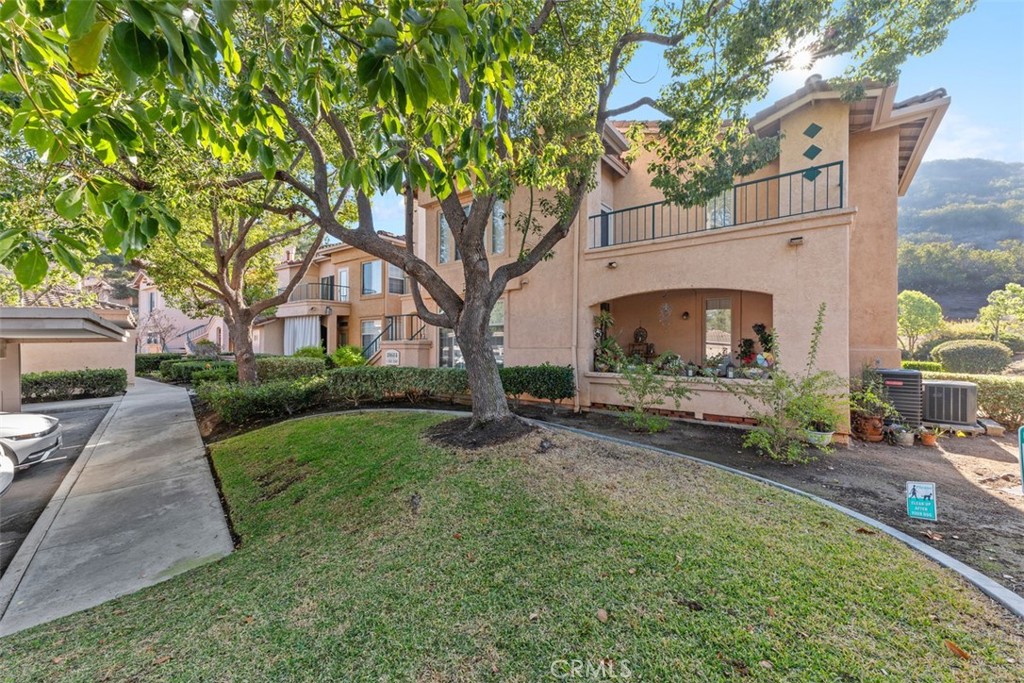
319, 275, 335, 301
337, 267, 349, 302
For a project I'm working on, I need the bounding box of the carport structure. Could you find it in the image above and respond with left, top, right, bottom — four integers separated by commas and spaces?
0, 307, 129, 412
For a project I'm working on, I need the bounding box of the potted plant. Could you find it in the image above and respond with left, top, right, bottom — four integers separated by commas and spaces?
918, 425, 943, 447
594, 337, 624, 373
885, 423, 916, 447
850, 369, 897, 443
738, 337, 756, 365
787, 390, 844, 449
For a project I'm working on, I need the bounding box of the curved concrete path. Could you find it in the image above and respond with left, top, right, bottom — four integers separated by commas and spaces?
0, 379, 232, 636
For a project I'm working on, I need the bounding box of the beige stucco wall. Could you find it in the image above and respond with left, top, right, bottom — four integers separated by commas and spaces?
0, 342, 22, 412
847, 127, 902, 373
22, 329, 137, 386
254, 320, 284, 355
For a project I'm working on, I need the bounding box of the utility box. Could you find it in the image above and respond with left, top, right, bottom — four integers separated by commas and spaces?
878, 368, 923, 428
923, 380, 979, 427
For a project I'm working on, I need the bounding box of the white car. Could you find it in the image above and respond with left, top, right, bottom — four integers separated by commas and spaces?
0, 412, 63, 496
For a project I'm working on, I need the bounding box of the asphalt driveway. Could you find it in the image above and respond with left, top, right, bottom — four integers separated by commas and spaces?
0, 405, 112, 575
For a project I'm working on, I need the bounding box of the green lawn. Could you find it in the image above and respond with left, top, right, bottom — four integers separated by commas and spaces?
2, 412, 1021, 681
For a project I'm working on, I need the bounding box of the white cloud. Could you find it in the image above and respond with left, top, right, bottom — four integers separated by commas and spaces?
924, 112, 1024, 162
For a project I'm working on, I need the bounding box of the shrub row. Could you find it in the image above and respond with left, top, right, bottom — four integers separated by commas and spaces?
163, 360, 237, 383
901, 360, 943, 372
921, 371, 1024, 430
198, 365, 577, 425
196, 377, 326, 425
22, 368, 128, 403
135, 353, 183, 373
930, 339, 1012, 374
255, 356, 327, 381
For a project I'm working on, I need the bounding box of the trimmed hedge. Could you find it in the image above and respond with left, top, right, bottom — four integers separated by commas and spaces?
325, 366, 469, 406
164, 360, 237, 383
198, 365, 577, 425
255, 356, 326, 381
921, 371, 1024, 430
500, 364, 576, 411
135, 352, 183, 373
22, 368, 128, 403
901, 360, 943, 372
995, 333, 1024, 354
930, 339, 1012, 374
196, 377, 326, 425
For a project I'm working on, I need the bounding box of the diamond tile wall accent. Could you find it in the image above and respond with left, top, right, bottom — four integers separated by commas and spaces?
803, 144, 822, 160
803, 122, 822, 138
802, 167, 822, 182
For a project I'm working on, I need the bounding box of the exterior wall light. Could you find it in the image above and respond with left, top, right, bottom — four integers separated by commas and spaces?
788, 236, 804, 247
607, 261, 618, 269
325, 306, 333, 315
681, 311, 690, 320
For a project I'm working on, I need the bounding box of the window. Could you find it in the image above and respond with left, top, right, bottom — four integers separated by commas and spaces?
361, 319, 382, 351
704, 297, 732, 361
439, 299, 506, 368
598, 203, 614, 247
439, 202, 506, 263
361, 260, 382, 295
491, 199, 506, 254
320, 275, 335, 301
388, 264, 406, 294
148, 291, 156, 312
337, 267, 349, 302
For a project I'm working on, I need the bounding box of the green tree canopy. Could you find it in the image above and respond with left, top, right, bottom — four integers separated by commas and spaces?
897, 289, 944, 355
1, 0, 976, 424
979, 283, 1024, 340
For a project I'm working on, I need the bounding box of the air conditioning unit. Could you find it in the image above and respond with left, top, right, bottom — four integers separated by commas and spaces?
877, 369, 923, 428
923, 380, 979, 427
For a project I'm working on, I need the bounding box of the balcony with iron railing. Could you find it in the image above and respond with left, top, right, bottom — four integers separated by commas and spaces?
589, 161, 844, 249
279, 282, 350, 303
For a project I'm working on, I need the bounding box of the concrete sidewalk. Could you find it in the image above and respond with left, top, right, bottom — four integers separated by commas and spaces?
0, 379, 233, 636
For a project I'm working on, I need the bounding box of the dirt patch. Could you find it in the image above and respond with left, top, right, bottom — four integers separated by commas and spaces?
520, 404, 1024, 597
253, 457, 310, 502
424, 416, 536, 449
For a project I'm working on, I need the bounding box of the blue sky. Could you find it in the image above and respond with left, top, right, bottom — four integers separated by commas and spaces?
370, 0, 1024, 231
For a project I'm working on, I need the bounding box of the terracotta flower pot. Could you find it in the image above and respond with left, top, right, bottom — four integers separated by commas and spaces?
852, 414, 885, 443
921, 433, 938, 447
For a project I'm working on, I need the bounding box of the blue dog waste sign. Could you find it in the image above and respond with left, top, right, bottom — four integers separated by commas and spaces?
907, 482, 937, 521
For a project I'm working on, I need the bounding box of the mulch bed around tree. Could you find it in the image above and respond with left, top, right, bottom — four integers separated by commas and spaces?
423, 415, 536, 449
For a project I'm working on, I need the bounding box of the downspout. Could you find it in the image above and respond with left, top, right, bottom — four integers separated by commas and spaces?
571, 193, 582, 413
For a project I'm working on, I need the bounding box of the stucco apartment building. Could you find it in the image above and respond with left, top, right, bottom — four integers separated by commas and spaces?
254, 77, 948, 424
133, 271, 230, 354
254, 233, 421, 361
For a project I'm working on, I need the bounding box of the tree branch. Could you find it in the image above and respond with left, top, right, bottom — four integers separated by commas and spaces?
602, 96, 672, 119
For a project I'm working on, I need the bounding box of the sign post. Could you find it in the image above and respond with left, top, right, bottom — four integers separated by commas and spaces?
1019, 427, 1023, 496
906, 481, 937, 521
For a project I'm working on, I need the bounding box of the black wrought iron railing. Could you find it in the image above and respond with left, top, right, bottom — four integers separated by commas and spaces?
385, 314, 428, 342
588, 161, 844, 248
279, 282, 350, 303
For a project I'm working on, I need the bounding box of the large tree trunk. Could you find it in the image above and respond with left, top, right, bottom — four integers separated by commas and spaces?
456, 302, 511, 427
227, 311, 258, 384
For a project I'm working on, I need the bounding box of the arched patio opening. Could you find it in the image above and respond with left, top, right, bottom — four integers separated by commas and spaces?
593, 289, 774, 370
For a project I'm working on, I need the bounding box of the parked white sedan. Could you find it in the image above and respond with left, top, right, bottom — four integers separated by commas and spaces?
0, 412, 63, 496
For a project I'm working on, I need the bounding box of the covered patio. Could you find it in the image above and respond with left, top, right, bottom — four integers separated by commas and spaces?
0, 308, 130, 412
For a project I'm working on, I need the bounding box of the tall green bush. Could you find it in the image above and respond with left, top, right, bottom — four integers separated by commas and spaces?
499, 364, 575, 412
22, 368, 128, 403
164, 360, 236, 383
329, 345, 367, 368
930, 340, 1012, 374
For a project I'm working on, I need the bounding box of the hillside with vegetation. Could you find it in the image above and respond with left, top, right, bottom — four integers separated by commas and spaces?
899, 159, 1023, 247
898, 159, 1023, 318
